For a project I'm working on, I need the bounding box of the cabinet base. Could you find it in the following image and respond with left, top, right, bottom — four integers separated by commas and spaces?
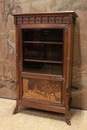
12, 100, 71, 125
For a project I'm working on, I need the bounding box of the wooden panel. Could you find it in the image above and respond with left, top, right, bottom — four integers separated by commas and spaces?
12, 11, 78, 125
13, 12, 78, 25
23, 78, 62, 103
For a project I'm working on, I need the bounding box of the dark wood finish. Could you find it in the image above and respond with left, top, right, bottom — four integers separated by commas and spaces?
13, 11, 78, 125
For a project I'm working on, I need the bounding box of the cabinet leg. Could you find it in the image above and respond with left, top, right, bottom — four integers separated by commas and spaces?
65, 115, 71, 125
12, 105, 19, 114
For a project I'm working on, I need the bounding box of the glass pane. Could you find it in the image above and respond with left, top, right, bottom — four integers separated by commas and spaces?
22, 28, 63, 75
23, 43, 63, 61
23, 62, 62, 75
22, 29, 63, 42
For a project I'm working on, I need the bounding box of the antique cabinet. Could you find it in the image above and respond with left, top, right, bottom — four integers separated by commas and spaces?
13, 11, 78, 125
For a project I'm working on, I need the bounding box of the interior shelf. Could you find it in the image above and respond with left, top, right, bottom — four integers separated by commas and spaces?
23, 59, 62, 64
23, 41, 63, 45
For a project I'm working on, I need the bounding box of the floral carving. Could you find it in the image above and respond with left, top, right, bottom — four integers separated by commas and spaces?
42, 16, 48, 23
49, 16, 54, 23
36, 17, 41, 23
29, 17, 34, 23
17, 17, 22, 24
23, 17, 29, 24
55, 17, 62, 23
63, 17, 69, 23
15, 15, 71, 25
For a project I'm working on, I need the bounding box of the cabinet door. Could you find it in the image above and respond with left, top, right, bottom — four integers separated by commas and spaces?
22, 78, 63, 105
22, 28, 64, 76
19, 25, 68, 105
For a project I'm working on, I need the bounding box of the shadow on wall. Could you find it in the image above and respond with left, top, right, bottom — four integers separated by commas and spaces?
71, 12, 87, 109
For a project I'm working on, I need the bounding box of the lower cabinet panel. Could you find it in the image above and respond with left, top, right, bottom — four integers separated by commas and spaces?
22, 78, 62, 104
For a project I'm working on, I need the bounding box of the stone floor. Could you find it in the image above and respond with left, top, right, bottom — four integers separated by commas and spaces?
0, 98, 87, 130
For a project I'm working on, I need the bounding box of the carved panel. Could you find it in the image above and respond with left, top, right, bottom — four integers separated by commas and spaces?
14, 15, 73, 25
42, 16, 48, 23
23, 78, 61, 103
49, 16, 55, 23
55, 17, 62, 23
63, 17, 69, 23
29, 17, 35, 23
36, 17, 41, 23
17, 17, 22, 24
23, 17, 29, 24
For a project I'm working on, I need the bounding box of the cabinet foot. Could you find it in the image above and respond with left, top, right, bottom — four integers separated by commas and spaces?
12, 105, 19, 114
65, 116, 71, 125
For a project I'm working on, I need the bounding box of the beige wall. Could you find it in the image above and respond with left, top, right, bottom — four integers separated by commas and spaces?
0, 0, 87, 109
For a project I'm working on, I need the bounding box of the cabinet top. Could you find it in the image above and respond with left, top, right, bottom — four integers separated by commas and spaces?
13, 11, 78, 17
13, 11, 78, 25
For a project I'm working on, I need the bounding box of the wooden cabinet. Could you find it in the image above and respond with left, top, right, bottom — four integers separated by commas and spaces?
13, 11, 78, 125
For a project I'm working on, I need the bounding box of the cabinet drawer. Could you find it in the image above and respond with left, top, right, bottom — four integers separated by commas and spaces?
22, 78, 62, 104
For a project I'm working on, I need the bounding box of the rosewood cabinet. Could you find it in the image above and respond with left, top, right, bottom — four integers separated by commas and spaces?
13, 11, 78, 125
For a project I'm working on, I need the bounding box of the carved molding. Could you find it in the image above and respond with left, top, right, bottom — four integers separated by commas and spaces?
14, 15, 74, 25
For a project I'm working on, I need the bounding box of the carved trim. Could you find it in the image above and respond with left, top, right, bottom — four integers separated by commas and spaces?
49, 16, 55, 23
55, 17, 62, 23
23, 17, 29, 24
62, 99, 64, 106
36, 16, 41, 23
42, 16, 48, 23
65, 24, 68, 33
17, 17, 22, 24
14, 15, 74, 25
29, 17, 35, 23
63, 17, 69, 23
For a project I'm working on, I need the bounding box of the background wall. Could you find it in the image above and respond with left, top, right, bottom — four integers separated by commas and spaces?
0, 0, 87, 109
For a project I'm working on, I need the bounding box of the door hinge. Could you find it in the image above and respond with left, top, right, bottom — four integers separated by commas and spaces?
51, 75, 65, 82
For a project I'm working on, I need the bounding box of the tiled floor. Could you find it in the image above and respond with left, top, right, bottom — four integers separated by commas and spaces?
0, 98, 87, 130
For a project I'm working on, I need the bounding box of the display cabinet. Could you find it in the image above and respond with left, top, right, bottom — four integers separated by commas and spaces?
13, 11, 78, 125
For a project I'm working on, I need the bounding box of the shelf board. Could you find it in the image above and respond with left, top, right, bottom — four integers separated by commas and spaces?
24, 58, 62, 64
23, 41, 63, 44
